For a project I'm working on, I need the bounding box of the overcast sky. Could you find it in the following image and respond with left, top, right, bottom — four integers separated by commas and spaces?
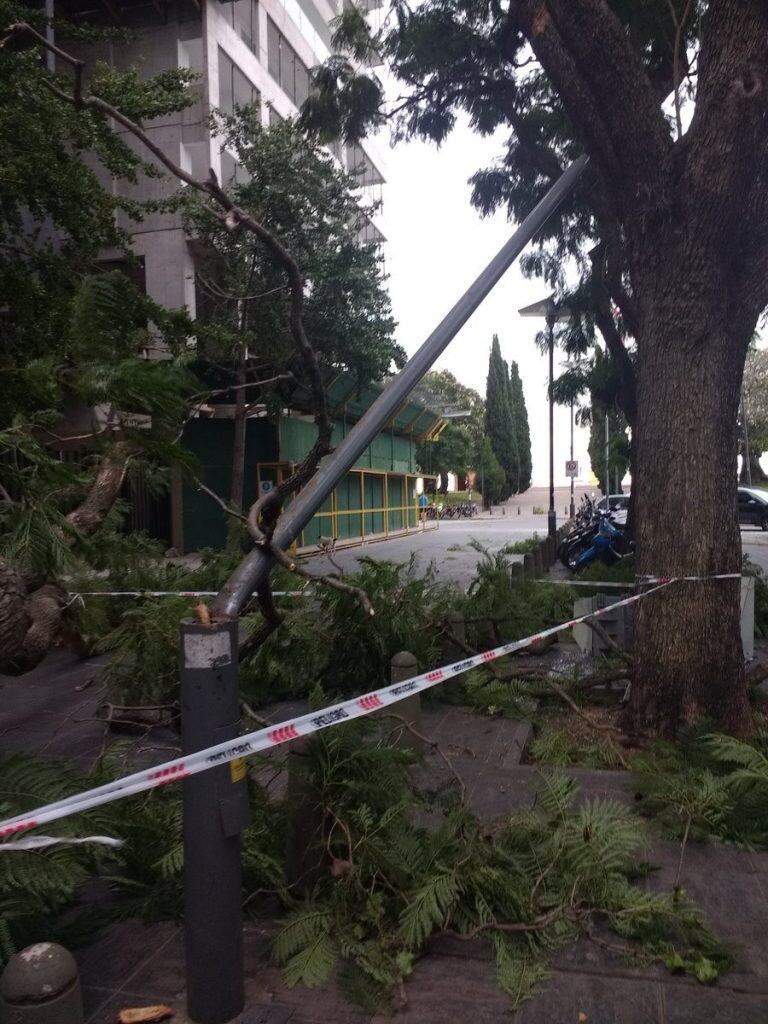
378, 117, 595, 490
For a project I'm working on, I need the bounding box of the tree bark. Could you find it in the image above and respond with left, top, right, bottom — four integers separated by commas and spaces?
628, 288, 752, 738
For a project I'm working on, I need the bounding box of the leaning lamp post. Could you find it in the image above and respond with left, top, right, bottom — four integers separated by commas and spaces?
518, 296, 572, 541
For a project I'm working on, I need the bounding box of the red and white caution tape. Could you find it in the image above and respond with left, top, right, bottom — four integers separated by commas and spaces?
0, 835, 124, 852
0, 580, 675, 849
68, 590, 312, 599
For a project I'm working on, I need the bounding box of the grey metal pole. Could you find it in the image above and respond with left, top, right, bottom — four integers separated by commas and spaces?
569, 399, 575, 518
180, 619, 250, 1024
547, 316, 556, 541
604, 414, 610, 499
741, 388, 753, 487
214, 155, 589, 619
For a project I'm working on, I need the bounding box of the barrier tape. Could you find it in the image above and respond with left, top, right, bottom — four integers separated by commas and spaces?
0, 580, 675, 849
67, 574, 742, 600
0, 835, 124, 851
68, 590, 311, 599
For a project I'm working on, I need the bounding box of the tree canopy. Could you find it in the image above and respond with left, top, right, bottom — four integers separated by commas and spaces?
305, 0, 768, 738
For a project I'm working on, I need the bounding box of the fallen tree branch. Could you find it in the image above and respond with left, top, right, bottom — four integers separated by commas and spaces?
584, 615, 633, 666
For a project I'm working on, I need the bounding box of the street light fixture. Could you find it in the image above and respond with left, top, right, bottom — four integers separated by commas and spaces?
518, 295, 572, 541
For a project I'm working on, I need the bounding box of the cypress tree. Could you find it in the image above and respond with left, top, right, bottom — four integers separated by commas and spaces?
508, 361, 532, 492
485, 335, 517, 497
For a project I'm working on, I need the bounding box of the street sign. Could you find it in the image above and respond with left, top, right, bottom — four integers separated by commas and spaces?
565, 460, 579, 478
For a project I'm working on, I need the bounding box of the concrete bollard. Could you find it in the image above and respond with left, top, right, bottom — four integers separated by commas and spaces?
0, 943, 83, 1024
510, 560, 524, 582
545, 536, 555, 567
533, 543, 544, 576
383, 651, 423, 753
522, 552, 535, 578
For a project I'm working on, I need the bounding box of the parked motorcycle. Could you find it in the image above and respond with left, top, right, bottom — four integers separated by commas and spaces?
558, 496, 633, 571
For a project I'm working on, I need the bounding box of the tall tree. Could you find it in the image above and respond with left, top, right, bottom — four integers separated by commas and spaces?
485, 336, 517, 497
0, 4, 199, 672
305, 0, 768, 738
587, 411, 631, 496
740, 347, 768, 485
508, 361, 532, 492
476, 436, 507, 507
186, 110, 402, 523
416, 423, 473, 493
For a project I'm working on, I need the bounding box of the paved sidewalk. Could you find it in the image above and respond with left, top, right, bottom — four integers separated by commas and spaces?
5, 649, 768, 1022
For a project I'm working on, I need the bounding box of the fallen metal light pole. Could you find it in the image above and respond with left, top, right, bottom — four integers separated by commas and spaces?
213, 154, 589, 620
182, 153, 589, 1024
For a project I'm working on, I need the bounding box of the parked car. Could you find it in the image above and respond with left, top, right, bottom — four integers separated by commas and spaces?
595, 493, 631, 512
738, 486, 768, 530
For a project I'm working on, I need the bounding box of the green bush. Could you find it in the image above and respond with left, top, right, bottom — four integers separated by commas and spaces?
272, 721, 731, 1010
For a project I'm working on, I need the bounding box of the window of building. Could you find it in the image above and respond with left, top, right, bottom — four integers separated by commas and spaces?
266, 17, 311, 107
218, 0, 259, 53
220, 149, 251, 186
218, 48, 259, 114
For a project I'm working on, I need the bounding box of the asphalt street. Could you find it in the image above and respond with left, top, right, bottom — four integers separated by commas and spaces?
303, 511, 768, 585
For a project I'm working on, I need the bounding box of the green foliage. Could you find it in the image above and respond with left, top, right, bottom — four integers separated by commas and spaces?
0, 750, 284, 961
508, 361, 532, 492
632, 728, 768, 848
476, 436, 506, 506
505, 534, 541, 554
529, 727, 623, 769
241, 556, 458, 703
98, 749, 285, 921
97, 596, 193, 705
416, 422, 474, 491
272, 722, 731, 1010
485, 335, 518, 497
0, 754, 114, 965
460, 541, 572, 649
186, 111, 402, 388
588, 409, 631, 495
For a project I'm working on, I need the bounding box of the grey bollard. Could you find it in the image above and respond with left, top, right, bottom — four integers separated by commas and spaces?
180, 618, 248, 1024
502, 506, 506, 516
0, 943, 82, 1024
522, 552, 535, 578
533, 543, 544, 576
510, 560, 524, 582
384, 651, 423, 753
545, 536, 555, 567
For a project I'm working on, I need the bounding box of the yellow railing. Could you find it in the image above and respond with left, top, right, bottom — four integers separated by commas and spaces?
297, 502, 438, 549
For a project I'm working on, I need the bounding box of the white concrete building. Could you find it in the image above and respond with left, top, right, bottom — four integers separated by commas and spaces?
60, 0, 386, 319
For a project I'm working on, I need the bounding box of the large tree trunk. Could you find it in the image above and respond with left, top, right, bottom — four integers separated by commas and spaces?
628, 299, 751, 738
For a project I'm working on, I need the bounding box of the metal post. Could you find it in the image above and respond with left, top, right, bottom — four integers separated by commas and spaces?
741, 388, 753, 487
547, 315, 556, 541
180, 619, 250, 1024
569, 398, 575, 518
213, 156, 590, 619
604, 414, 610, 499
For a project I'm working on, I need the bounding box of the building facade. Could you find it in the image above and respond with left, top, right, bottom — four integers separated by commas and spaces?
60, 0, 386, 320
